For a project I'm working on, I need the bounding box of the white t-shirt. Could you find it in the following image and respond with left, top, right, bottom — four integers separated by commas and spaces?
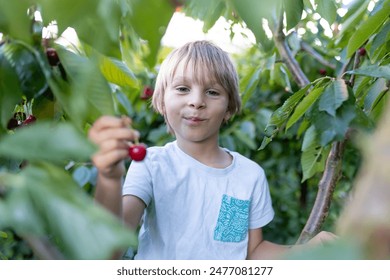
122, 141, 274, 260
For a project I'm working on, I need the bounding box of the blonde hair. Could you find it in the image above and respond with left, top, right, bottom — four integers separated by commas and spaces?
152, 40, 241, 119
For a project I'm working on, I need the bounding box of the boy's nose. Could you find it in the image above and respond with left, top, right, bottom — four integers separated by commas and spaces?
188, 91, 205, 109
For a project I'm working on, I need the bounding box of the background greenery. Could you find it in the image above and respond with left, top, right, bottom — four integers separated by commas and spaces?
0, 0, 389, 259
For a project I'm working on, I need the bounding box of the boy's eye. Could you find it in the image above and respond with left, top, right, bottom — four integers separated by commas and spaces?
206, 90, 219, 96
176, 86, 189, 93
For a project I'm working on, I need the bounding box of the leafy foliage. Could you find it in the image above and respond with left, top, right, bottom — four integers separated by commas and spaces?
0, 0, 389, 259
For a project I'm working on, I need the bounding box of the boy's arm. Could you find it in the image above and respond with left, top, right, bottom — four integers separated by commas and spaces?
89, 116, 138, 217
247, 228, 337, 259
247, 228, 290, 259
89, 116, 146, 259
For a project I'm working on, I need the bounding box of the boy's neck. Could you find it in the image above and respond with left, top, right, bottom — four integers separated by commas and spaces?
176, 139, 232, 169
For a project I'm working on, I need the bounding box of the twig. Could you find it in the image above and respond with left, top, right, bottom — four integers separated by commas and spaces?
273, 14, 310, 88
300, 41, 336, 70
22, 235, 64, 260
348, 51, 360, 86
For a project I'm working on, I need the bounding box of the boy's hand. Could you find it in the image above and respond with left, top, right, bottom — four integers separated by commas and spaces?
306, 231, 338, 246
88, 115, 140, 179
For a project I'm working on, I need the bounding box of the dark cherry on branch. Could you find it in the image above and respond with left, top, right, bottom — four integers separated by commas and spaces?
22, 115, 37, 126
46, 48, 60, 66
319, 68, 327, 76
7, 118, 19, 130
128, 144, 147, 161
358, 47, 367, 56
140, 86, 154, 100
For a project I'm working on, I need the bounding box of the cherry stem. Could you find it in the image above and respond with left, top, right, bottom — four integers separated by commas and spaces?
121, 115, 139, 145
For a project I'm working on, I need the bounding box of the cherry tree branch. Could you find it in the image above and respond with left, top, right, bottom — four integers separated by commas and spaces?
295, 50, 363, 243
296, 140, 347, 244
271, 13, 347, 244
300, 41, 336, 70
22, 235, 64, 260
272, 15, 310, 88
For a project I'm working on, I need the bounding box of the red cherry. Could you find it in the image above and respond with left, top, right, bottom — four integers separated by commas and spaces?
46, 48, 60, 66
128, 144, 147, 161
22, 115, 36, 126
7, 118, 19, 130
358, 47, 366, 56
319, 68, 327, 76
140, 86, 154, 100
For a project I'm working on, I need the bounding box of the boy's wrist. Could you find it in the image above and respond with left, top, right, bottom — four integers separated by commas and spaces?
97, 172, 123, 188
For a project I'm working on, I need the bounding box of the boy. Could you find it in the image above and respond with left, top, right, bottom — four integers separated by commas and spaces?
88, 40, 335, 259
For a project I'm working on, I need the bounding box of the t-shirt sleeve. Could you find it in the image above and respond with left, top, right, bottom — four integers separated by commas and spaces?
248, 168, 274, 229
122, 157, 153, 206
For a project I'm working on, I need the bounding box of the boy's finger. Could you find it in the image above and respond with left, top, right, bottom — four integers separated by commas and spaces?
99, 139, 130, 154
91, 115, 132, 132
91, 127, 140, 145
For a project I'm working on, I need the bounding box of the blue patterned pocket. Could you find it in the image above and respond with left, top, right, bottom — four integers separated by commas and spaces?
214, 194, 250, 242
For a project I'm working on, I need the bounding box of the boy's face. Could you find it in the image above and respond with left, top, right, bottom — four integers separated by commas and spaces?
163, 61, 230, 146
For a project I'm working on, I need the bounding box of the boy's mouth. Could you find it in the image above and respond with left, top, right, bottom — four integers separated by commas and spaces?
183, 116, 206, 124
185, 116, 204, 121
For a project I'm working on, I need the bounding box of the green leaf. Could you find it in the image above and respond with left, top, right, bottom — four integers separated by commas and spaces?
314, 105, 356, 146
0, 162, 137, 259
231, 0, 281, 51
275, 64, 292, 92
115, 90, 134, 116
364, 78, 388, 114
315, 0, 337, 24
0, 121, 96, 163
353, 75, 372, 107
0, 231, 7, 238
72, 166, 92, 187
370, 88, 389, 121
283, 0, 304, 30
185, 0, 226, 32
319, 79, 349, 117
301, 125, 330, 182
0, 175, 46, 235
370, 20, 390, 57
266, 84, 310, 129
127, 0, 174, 68
99, 56, 139, 89
347, 65, 390, 80
240, 121, 256, 140
240, 65, 262, 108
286, 87, 324, 130
0, 0, 33, 43
346, 0, 390, 57
56, 48, 115, 123
38, 0, 123, 58
260, 85, 310, 149
0, 46, 24, 131
1, 41, 47, 100
286, 238, 363, 260
233, 129, 257, 150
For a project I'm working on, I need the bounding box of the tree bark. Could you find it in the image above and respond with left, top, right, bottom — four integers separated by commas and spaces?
273, 17, 309, 88
272, 14, 346, 244
296, 141, 346, 244
300, 41, 336, 70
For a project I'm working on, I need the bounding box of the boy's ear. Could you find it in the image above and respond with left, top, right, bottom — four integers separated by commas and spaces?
224, 111, 231, 123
